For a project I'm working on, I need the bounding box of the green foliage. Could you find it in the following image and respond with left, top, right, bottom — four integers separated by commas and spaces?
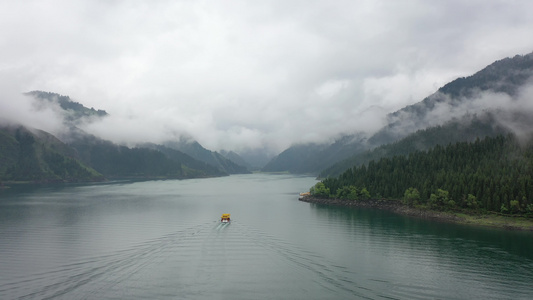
509, 200, 520, 214
403, 188, 421, 206
336, 185, 358, 200
447, 200, 457, 209
359, 187, 370, 200
428, 189, 450, 209
527, 204, 533, 215
465, 194, 478, 209
318, 134, 533, 214
500, 204, 509, 214
436, 189, 450, 205
310, 182, 330, 198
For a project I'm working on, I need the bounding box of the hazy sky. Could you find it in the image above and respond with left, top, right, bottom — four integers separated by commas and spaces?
1, 0, 533, 153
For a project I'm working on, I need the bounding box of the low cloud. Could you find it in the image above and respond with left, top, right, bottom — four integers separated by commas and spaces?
1, 1, 533, 153
385, 80, 533, 141
491, 82, 533, 141
0, 88, 65, 136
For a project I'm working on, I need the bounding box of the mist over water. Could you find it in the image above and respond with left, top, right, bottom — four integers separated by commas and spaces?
1, 174, 532, 299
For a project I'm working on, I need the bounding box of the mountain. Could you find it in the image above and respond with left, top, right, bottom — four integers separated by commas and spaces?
164, 139, 250, 174
26, 91, 108, 123
318, 133, 533, 214
264, 51, 533, 175
66, 133, 183, 179
5, 52, 533, 182
234, 148, 274, 171
262, 133, 369, 174
0, 125, 104, 183
371, 52, 533, 145
262, 143, 329, 173
219, 150, 253, 171
0, 92, 234, 182
320, 112, 511, 177
28, 91, 254, 175
60, 126, 232, 180
143, 143, 227, 177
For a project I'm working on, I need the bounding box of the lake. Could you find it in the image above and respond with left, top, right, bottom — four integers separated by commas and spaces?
1, 174, 532, 299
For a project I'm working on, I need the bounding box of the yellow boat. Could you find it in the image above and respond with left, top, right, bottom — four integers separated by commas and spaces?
299, 192, 311, 200
221, 213, 231, 223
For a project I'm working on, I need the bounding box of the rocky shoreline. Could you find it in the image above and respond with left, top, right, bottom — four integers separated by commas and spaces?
299, 196, 533, 230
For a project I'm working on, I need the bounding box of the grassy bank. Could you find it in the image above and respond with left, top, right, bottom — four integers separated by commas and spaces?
300, 196, 533, 231
453, 212, 533, 230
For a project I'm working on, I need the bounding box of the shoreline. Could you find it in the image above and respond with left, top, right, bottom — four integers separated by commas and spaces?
299, 196, 533, 231
0, 173, 228, 188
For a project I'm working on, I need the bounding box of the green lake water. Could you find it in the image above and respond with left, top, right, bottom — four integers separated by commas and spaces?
0, 174, 532, 299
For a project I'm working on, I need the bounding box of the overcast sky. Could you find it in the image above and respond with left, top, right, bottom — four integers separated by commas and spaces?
1, 0, 533, 153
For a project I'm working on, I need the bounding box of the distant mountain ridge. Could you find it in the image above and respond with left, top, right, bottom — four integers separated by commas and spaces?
219, 150, 253, 171
3, 52, 533, 183
263, 51, 533, 176
26, 90, 108, 122
234, 148, 274, 171
320, 112, 512, 178
164, 139, 250, 174
0, 92, 249, 183
262, 143, 328, 173
373, 52, 533, 145
260, 133, 368, 175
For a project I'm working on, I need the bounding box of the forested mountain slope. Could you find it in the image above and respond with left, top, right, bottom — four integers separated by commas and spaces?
1, 92, 235, 183
372, 52, 533, 145
320, 112, 511, 177
28, 91, 248, 176
265, 51, 533, 175
0, 126, 103, 183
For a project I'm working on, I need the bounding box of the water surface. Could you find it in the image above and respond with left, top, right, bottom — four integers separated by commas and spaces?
1, 174, 532, 299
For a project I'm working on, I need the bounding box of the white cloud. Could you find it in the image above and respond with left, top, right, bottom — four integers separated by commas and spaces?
1, 0, 533, 153
0, 90, 65, 135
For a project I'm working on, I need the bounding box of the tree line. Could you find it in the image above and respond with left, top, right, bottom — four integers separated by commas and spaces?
312, 134, 533, 214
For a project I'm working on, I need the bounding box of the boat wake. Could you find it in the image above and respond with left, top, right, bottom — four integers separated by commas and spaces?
1, 222, 211, 300
214, 222, 230, 231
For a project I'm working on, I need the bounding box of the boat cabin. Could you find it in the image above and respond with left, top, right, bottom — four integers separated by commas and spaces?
221, 214, 231, 223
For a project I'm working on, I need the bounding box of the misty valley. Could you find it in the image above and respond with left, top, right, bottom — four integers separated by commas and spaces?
3, 53, 533, 218
2, 51, 533, 299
